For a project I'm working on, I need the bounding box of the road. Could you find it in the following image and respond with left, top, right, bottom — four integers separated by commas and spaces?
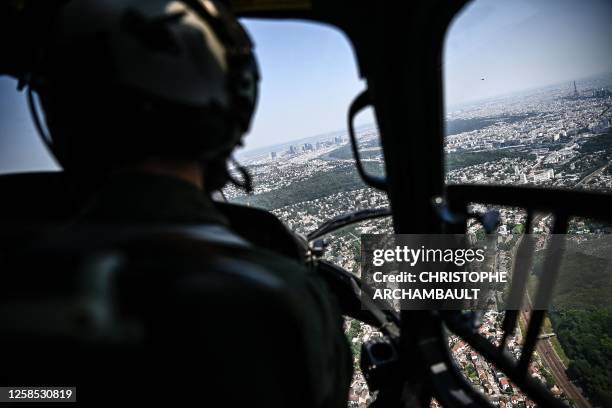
575, 162, 609, 187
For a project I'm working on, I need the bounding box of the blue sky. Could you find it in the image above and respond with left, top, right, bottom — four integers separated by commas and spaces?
445, 0, 612, 108
1, 0, 611, 172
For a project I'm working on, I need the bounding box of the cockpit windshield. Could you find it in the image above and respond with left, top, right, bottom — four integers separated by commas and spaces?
224, 20, 392, 254
443, 1, 612, 406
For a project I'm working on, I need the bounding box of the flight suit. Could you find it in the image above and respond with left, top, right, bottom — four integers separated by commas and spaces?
77, 172, 353, 407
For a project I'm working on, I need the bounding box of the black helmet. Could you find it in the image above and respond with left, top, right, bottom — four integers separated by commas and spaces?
32, 0, 259, 180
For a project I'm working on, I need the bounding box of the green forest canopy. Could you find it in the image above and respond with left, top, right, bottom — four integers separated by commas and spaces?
533, 236, 612, 407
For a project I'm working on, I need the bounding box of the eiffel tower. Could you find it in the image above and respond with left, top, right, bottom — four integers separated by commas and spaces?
573, 80, 579, 98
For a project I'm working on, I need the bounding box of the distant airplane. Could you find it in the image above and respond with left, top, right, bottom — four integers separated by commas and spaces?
481, 78, 485, 81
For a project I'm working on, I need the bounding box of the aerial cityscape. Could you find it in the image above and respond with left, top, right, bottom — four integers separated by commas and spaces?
224, 73, 612, 407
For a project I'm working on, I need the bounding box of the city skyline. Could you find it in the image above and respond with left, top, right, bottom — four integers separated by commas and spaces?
1, 0, 611, 171
0, 69, 608, 173
237, 71, 611, 158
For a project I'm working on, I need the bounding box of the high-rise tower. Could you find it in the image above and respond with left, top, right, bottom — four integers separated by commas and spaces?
573, 81, 579, 98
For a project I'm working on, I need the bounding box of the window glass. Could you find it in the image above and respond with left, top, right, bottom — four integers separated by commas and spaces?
228, 21, 392, 405
444, 1, 612, 406
226, 20, 392, 253
0, 78, 58, 174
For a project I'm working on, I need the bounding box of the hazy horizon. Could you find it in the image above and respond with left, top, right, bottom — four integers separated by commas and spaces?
238, 69, 612, 155
444, 0, 612, 108
0, 0, 610, 172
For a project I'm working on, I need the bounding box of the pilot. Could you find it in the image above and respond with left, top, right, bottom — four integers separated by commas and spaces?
30, 0, 352, 406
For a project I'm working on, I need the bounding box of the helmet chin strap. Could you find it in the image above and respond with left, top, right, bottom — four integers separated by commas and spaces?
27, 85, 61, 165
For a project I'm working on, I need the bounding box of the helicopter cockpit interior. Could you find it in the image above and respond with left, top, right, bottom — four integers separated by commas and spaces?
1, 0, 611, 407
